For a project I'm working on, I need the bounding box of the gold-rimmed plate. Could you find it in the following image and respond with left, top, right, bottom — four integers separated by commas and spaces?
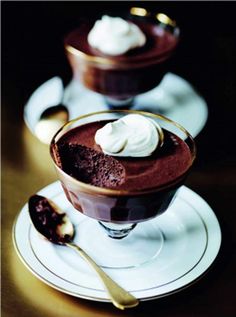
13, 181, 221, 303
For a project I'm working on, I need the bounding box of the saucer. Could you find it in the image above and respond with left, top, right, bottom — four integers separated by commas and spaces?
24, 73, 208, 140
13, 182, 221, 302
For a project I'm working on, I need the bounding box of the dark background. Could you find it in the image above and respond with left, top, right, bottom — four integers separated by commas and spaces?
2, 1, 236, 316
2, 1, 236, 163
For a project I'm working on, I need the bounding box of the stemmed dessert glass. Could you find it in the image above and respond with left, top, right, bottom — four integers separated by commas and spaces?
50, 110, 196, 269
64, 7, 180, 109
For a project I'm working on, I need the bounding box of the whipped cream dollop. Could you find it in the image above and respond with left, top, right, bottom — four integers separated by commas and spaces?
95, 114, 163, 157
87, 15, 146, 56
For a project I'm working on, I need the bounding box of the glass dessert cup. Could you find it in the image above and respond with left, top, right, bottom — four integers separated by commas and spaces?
64, 7, 180, 109
50, 110, 196, 268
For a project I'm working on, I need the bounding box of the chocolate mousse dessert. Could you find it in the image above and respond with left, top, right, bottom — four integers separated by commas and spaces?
51, 113, 195, 223
64, 13, 179, 101
55, 119, 191, 191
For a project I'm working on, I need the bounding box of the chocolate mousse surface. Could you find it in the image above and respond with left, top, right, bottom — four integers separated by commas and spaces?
64, 20, 178, 63
54, 120, 192, 191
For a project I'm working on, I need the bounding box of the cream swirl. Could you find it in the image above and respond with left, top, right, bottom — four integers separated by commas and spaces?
95, 114, 163, 157
87, 15, 146, 56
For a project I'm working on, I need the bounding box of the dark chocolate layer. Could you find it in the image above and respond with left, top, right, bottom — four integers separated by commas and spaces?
54, 120, 192, 191
58, 144, 125, 188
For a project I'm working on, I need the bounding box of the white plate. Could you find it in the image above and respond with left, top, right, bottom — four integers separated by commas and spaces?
24, 73, 208, 140
13, 182, 221, 302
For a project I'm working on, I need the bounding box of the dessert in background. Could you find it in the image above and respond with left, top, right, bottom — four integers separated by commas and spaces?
64, 10, 179, 104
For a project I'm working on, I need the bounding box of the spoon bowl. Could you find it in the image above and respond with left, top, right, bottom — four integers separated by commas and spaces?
34, 104, 69, 144
28, 194, 139, 310
28, 194, 73, 243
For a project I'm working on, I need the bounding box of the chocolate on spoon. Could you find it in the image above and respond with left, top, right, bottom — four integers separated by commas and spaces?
28, 195, 139, 310
28, 194, 73, 244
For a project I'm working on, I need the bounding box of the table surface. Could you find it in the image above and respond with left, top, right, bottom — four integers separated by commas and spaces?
2, 2, 236, 317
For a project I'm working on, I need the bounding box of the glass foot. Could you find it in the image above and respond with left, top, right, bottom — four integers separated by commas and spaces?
98, 221, 137, 239
74, 218, 164, 269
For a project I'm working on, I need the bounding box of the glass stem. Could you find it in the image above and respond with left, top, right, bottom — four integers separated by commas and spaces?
98, 221, 137, 239
104, 97, 134, 110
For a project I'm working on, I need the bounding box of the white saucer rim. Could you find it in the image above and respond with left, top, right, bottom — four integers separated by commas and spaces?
12, 182, 221, 302
23, 73, 208, 140
28, 196, 208, 290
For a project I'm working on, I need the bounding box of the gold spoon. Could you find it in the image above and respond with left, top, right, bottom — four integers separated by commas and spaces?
34, 104, 69, 144
28, 195, 139, 310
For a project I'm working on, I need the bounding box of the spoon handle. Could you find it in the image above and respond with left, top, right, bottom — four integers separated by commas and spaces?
65, 242, 139, 310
